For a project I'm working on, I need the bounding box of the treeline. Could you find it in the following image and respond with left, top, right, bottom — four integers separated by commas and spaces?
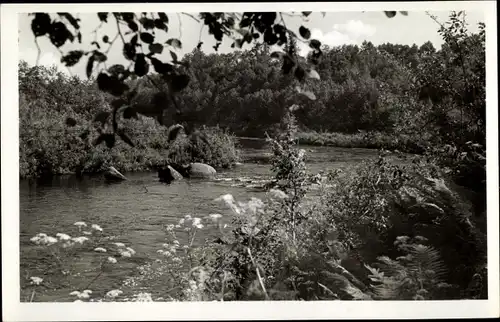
128, 17, 485, 153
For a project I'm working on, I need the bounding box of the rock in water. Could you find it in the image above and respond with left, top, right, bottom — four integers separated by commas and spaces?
188, 162, 216, 179
104, 166, 127, 182
158, 165, 183, 184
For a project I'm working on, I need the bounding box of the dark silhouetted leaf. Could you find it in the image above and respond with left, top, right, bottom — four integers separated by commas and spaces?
117, 129, 134, 147
294, 65, 305, 82
154, 19, 167, 30
86, 55, 95, 78
299, 26, 311, 39
270, 51, 284, 59
108, 64, 126, 76
149, 43, 163, 54
264, 28, 278, 45
140, 32, 154, 44
93, 51, 107, 62
139, 17, 155, 30
167, 124, 184, 142
103, 133, 116, 148
97, 12, 108, 22
128, 21, 139, 32
171, 74, 190, 92
61, 50, 84, 67
166, 38, 182, 49
58, 13, 80, 30
97, 73, 129, 97
65, 117, 77, 127
134, 53, 149, 77
49, 21, 73, 47
282, 55, 295, 74
93, 111, 110, 125
400, 11, 408, 16
123, 107, 138, 119
111, 99, 127, 109
302, 11, 312, 17
123, 43, 136, 60
102, 35, 109, 43
309, 39, 321, 49
384, 11, 397, 18
196, 42, 203, 50
150, 57, 173, 74
158, 13, 169, 23
31, 13, 52, 37
170, 50, 178, 62
91, 41, 101, 49
77, 32, 82, 43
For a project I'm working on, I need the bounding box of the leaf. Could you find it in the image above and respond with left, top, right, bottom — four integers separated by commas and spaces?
127, 21, 139, 32
61, 50, 84, 67
296, 85, 316, 100
96, 73, 129, 97
166, 38, 182, 49
91, 41, 100, 49
150, 58, 173, 74
299, 26, 311, 39
97, 12, 108, 22
154, 19, 167, 30
140, 32, 155, 44
117, 129, 135, 147
49, 21, 73, 47
149, 43, 163, 54
58, 13, 80, 30
123, 107, 138, 119
399, 11, 408, 16
302, 11, 312, 17
158, 13, 169, 23
111, 99, 127, 109
103, 133, 116, 148
108, 64, 126, 77
270, 51, 284, 59
306, 69, 320, 80
139, 17, 155, 30
294, 65, 305, 82
93, 51, 107, 62
309, 39, 321, 49
31, 13, 52, 37
86, 55, 95, 79
384, 11, 397, 18
102, 35, 109, 43
123, 42, 136, 60
170, 50, 178, 62
93, 111, 110, 125
167, 124, 185, 142
134, 54, 149, 77
171, 74, 190, 92
65, 117, 77, 127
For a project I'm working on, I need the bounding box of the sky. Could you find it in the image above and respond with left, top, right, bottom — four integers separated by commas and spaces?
18, 10, 485, 79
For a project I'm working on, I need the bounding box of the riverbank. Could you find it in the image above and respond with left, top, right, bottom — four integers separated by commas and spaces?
296, 131, 428, 154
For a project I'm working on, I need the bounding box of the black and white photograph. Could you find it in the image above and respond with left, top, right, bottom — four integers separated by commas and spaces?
1, 1, 499, 320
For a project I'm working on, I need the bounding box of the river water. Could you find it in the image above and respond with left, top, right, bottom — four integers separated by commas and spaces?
19, 139, 384, 302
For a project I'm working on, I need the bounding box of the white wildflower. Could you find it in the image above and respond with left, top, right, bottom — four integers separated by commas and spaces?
106, 289, 123, 298
215, 194, 241, 214
209, 213, 223, 222
133, 292, 153, 302
94, 247, 107, 253
91, 224, 103, 232
268, 188, 288, 200
72, 236, 89, 244
73, 221, 87, 228
107, 256, 117, 264
69, 290, 91, 299
184, 215, 192, 221
82, 231, 92, 236
113, 242, 126, 248
56, 233, 71, 241
173, 240, 180, 245
125, 247, 136, 255
174, 224, 181, 229
120, 251, 132, 258
192, 217, 203, 229
166, 224, 175, 231
30, 276, 43, 285
178, 218, 185, 225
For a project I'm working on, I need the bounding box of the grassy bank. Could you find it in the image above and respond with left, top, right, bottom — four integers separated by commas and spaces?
297, 130, 428, 154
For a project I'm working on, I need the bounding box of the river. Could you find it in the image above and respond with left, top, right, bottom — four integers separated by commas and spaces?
19, 139, 385, 302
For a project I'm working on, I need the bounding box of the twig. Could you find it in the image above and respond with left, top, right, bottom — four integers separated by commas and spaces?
177, 13, 183, 39
84, 269, 103, 290
220, 271, 227, 301
246, 247, 269, 300
30, 290, 36, 302
181, 12, 200, 23
34, 37, 41, 66
114, 15, 126, 44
